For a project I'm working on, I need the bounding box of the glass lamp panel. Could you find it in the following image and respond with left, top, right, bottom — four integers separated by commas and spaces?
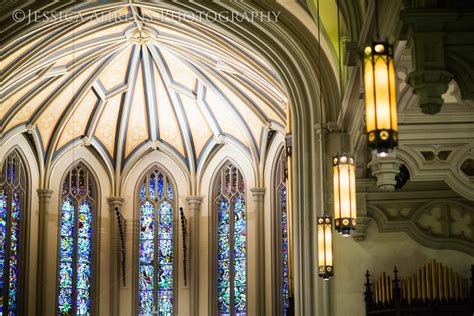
349, 164, 357, 219
364, 57, 376, 132
318, 223, 325, 268
324, 224, 333, 266
333, 165, 340, 220
339, 164, 351, 219
374, 56, 391, 130
389, 60, 398, 131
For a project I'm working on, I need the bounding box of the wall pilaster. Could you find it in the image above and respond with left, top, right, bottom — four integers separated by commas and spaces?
36, 188, 53, 315
186, 196, 203, 316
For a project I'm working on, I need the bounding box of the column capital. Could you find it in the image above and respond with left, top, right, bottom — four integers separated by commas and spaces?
107, 196, 124, 210
186, 196, 203, 205
37, 189, 53, 198
250, 187, 266, 197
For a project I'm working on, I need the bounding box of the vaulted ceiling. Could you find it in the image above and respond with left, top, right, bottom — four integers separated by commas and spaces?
1, 5, 288, 172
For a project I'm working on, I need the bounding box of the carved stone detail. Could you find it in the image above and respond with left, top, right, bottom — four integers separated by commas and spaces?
368, 199, 474, 255
401, 2, 474, 113
368, 156, 403, 192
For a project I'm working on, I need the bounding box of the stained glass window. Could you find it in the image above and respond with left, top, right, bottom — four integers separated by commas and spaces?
57, 165, 95, 315
276, 151, 289, 315
137, 168, 175, 315
215, 162, 246, 316
0, 151, 27, 315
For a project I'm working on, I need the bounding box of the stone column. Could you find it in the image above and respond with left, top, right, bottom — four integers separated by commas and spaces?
186, 196, 202, 316
107, 197, 124, 316
250, 187, 266, 316
36, 189, 53, 315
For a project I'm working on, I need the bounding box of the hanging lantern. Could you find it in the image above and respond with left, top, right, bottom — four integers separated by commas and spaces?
317, 215, 333, 280
362, 41, 398, 156
333, 153, 357, 237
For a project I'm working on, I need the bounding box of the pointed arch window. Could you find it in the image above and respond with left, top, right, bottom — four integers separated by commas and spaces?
0, 151, 27, 315
137, 168, 176, 315
57, 164, 96, 315
274, 151, 289, 314
215, 162, 247, 315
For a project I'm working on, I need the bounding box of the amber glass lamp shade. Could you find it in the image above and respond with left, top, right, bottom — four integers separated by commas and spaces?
318, 215, 333, 280
363, 41, 398, 156
333, 153, 357, 237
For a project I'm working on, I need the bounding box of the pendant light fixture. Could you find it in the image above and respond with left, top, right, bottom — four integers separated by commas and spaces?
316, 0, 333, 281
333, 153, 357, 236
362, 0, 398, 156
317, 215, 333, 280
332, 0, 357, 237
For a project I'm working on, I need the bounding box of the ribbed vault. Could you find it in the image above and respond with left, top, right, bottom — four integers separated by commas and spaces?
1, 4, 288, 173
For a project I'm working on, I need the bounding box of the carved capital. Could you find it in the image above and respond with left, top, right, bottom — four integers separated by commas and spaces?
250, 187, 266, 201
107, 196, 124, 211
406, 69, 453, 114
368, 157, 403, 192
37, 189, 53, 200
186, 196, 203, 209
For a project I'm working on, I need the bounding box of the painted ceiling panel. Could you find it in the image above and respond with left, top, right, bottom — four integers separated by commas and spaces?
124, 63, 149, 158
180, 94, 213, 160
160, 48, 197, 92
4, 77, 62, 132
95, 93, 122, 158
99, 45, 133, 92
56, 88, 98, 150
35, 62, 99, 150
1, 76, 44, 122
2, 4, 288, 172
204, 87, 249, 148
152, 57, 186, 157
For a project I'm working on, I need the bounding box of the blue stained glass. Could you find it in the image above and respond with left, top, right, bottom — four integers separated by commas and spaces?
0, 188, 7, 294
167, 182, 173, 200
158, 239, 173, 265
140, 203, 154, 239
158, 264, 173, 289
58, 168, 94, 316
281, 185, 289, 313
139, 266, 154, 290
77, 238, 91, 262
139, 290, 154, 314
1, 154, 27, 315
216, 166, 247, 315
138, 171, 175, 314
157, 174, 164, 200
149, 174, 156, 200
140, 240, 154, 264
58, 287, 73, 315
59, 237, 74, 262
58, 262, 73, 288
157, 290, 173, 312
76, 263, 91, 290
60, 199, 75, 237
139, 183, 146, 201
76, 289, 90, 315
158, 215, 172, 235
159, 201, 173, 215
